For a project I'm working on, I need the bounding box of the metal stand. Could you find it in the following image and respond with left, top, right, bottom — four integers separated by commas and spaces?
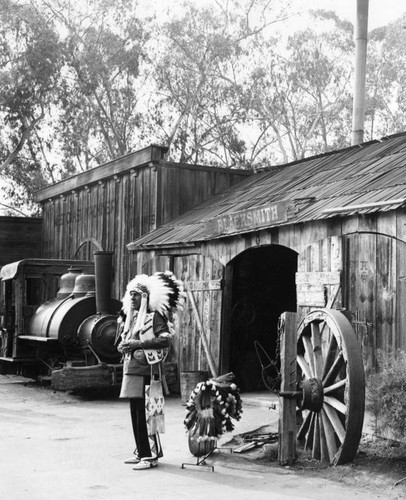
181, 444, 234, 472
181, 447, 216, 472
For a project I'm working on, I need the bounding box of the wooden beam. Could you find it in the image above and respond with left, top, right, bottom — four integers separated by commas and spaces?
278, 311, 297, 466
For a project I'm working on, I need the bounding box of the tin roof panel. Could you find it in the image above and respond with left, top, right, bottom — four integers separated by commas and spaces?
127, 133, 406, 250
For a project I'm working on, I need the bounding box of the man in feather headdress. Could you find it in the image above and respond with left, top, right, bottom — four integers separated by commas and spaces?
117, 272, 184, 470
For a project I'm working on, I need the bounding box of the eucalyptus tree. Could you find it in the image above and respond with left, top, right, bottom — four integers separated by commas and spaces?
45, 0, 152, 171
0, 0, 63, 209
149, 0, 288, 167
365, 15, 406, 139
1, 0, 153, 212
248, 10, 355, 163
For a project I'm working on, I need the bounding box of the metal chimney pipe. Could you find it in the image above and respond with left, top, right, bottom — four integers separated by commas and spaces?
94, 251, 114, 314
351, 0, 369, 145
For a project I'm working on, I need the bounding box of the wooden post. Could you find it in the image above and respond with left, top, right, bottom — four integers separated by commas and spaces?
278, 311, 297, 465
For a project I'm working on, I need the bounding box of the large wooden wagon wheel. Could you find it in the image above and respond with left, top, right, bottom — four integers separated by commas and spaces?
296, 309, 365, 465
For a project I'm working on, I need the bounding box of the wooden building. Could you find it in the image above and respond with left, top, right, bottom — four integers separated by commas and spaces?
0, 216, 42, 268
33, 145, 251, 300
126, 133, 406, 391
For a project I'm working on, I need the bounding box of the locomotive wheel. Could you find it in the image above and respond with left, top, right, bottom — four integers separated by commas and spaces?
296, 309, 365, 465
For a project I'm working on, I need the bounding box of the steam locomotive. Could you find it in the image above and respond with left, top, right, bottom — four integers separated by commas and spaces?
0, 251, 123, 390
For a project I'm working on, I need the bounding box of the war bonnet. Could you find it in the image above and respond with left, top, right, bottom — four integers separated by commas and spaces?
120, 271, 185, 318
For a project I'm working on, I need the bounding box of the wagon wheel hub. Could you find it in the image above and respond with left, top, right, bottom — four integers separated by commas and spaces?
299, 378, 324, 412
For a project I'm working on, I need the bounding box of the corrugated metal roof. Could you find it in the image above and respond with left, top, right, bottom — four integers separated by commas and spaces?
127, 133, 406, 250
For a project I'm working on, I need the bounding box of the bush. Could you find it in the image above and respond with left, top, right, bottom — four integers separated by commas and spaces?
367, 350, 406, 441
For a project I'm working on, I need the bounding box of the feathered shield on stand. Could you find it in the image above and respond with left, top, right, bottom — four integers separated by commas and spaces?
184, 372, 243, 443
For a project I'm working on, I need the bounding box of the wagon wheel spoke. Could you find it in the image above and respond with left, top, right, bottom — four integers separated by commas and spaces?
302, 335, 316, 377
297, 353, 312, 380
296, 309, 365, 465
311, 323, 324, 379
305, 412, 316, 454
321, 330, 338, 379
312, 413, 321, 460
323, 378, 346, 394
323, 403, 346, 443
320, 408, 339, 462
322, 351, 344, 387
297, 409, 311, 441
324, 395, 347, 414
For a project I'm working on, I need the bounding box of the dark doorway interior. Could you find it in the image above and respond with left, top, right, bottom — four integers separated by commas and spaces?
228, 245, 297, 392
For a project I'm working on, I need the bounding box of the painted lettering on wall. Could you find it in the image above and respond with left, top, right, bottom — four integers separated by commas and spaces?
53, 197, 156, 230
53, 196, 118, 227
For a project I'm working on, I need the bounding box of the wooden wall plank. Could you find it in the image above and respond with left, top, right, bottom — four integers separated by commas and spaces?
0, 217, 42, 266
358, 233, 376, 376
396, 210, 406, 351
376, 214, 396, 356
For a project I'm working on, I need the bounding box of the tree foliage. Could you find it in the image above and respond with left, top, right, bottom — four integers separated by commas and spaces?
0, 0, 405, 214
365, 14, 406, 139
45, 0, 150, 170
0, 0, 63, 211
151, 4, 255, 166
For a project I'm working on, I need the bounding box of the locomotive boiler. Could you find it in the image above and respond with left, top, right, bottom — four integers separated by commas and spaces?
0, 251, 123, 390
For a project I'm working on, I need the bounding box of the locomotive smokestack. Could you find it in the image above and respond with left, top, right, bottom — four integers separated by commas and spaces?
94, 251, 114, 314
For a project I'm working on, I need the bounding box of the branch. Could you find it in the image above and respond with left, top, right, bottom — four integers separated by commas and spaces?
0, 110, 45, 174
33, 128, 56, 184
0, 202, 28, 217
394, 476, 406, 487
166, 75, 207, 147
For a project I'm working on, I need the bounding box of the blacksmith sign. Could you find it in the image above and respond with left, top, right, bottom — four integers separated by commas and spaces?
207, 201, 288, 237
296, 271, 341, 307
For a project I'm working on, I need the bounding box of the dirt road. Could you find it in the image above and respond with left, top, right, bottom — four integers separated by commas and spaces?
0, 375, 404, 500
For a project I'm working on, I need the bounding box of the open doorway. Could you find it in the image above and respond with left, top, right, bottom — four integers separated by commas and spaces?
224, 245, 297, 392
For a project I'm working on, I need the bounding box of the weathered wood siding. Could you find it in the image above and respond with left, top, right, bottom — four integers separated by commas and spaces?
342, 222, 406, 377
40, 168, 159, 298
37, 156, 249, 299
296, 235, 343, 325
0, 217, 42, 267
157, 163, 249, 223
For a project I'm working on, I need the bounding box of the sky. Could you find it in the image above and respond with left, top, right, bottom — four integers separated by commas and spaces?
300, 0, 406, 29
155, 0, 406, 31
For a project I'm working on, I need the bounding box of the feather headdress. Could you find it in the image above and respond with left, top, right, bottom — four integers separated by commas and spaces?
120, 271, 185, 318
